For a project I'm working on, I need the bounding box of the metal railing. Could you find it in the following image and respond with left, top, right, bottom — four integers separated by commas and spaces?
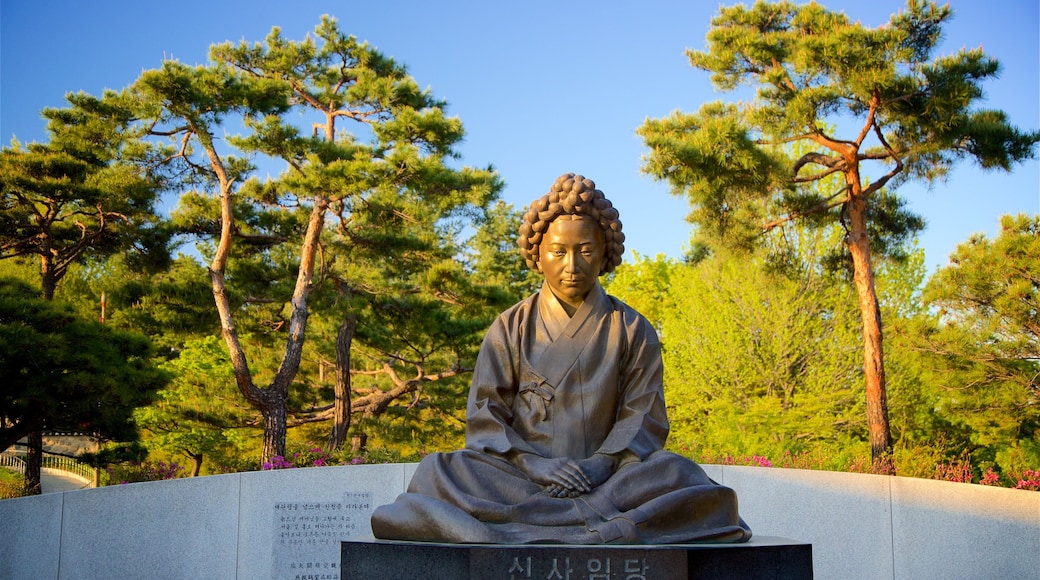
1, 449, 101, 487
42, 454, 96, 485
0, 449, 26, 475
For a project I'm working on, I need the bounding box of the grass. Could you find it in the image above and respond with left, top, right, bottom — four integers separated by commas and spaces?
0, 468, 25, 499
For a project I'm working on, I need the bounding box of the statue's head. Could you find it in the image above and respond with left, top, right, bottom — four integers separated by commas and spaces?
517, 173, 625, 275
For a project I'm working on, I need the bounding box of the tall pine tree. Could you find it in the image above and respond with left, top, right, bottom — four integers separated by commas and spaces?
638, 0, 1039, 472
125, 17, 500, 462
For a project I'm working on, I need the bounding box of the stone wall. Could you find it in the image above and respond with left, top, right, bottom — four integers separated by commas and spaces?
0, 463, 1036, 579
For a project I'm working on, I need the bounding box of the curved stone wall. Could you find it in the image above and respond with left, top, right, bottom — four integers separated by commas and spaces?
0, 463, 1036, 579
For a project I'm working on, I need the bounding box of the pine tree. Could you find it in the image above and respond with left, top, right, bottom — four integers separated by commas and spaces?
917, 214, 1040, 474
0, 278, 167, 492
0, 92, 166, 492
638, 0, 1039, 472
125, 17, 501, 462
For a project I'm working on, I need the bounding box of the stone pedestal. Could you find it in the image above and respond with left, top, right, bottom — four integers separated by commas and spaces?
341, 536, 812, 579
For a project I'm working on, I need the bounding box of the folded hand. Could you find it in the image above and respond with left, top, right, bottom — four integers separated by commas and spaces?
523, 454, 616, 498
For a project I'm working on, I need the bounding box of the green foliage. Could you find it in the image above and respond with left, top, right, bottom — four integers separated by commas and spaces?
911, 214, 1040, 475
467, 200, 542, 302
0, 278, 169, 450
104, 257, 217, 350
134, 336, 258, 475
78, 441, 148, 472
0, 93, 170, 298
602, 252, 673, 330
604, 245, 1040, 486
0, 259, 40, 291
352, 378, 468, 456
607, 252, 865, 459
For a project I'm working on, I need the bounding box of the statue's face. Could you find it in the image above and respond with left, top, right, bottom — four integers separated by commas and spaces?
537, 217, 605, 310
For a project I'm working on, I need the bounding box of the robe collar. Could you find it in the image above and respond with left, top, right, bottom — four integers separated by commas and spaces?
537, 280, 609, 341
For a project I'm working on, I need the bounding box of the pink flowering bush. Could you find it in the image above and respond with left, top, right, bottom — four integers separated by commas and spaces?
107, 460, 186, 484
1015, 469, 1040, 491
673, 443, 1037, 491
933, 457, 974, 484
689, 450, 774, 468
204, 439, 1040, 492
261, 448, 333, 470
979, 468, 1001, 486
261, 455, 296, 470
259, 446, 416, 470
688, 447, 871, 473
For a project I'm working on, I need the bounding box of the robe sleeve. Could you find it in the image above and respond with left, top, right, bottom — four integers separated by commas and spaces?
594, 303, 669, 462
464, 301, 542, 459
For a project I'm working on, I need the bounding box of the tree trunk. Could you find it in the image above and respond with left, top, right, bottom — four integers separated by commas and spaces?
189, 452, 203, 477
203, 140, 309, 467
328, 313, 357, 451
261, 401, 288, 463
27, 258, 58, 494
351, 432, 367, 454
23, 430, 43, 495
846, 193, 895, 475
39, 250, 57, 301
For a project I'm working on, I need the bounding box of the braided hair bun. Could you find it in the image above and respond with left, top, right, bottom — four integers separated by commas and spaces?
517, 173, 625, 274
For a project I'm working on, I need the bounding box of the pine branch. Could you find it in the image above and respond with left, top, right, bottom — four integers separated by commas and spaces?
861, 120, 905, 198
761, 186, 850, 232
792, 152, 844, 176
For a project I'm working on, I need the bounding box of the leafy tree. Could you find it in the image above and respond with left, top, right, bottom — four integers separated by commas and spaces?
290, 188, 516, 453
604, 251, 675, 330
103, 256, 218, 351
467, 200, 542, 302
608, 253, 865, 460
47, 250, 253, 471
638, 0, 1039, 472
135, 336, 256, 476
0, 278, 168, 492
123, 17, 500, 462
0, 93, 167, 492
48, 254, 217, 356
0, 93, 167, 301
915, 214, 1040, 476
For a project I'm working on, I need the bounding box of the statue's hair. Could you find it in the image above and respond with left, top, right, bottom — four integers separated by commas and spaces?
517, 173, 625, 274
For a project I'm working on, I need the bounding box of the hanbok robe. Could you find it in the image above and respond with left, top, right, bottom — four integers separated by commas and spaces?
370, 282, 751, 544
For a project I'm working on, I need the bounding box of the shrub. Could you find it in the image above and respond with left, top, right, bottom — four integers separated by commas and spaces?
259, 446, 421, 470
676, 443, 1037, 490
1016, 469, 1040, 491
105, 460, 186, 484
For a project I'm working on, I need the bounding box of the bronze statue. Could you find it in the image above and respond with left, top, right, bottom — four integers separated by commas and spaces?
371, 173, 751, 544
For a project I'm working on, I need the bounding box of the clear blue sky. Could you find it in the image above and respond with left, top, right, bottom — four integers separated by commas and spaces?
2, 0, 1037, 274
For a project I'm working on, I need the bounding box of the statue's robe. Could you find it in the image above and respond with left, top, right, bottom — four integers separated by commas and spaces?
371, 282, 751, 544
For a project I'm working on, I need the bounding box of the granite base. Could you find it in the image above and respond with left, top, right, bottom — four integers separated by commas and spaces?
341, 536, 812, 579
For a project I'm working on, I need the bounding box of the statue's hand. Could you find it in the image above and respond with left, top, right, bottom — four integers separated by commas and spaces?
519, 454, 618, 498
546, 484, 584, 498
520, 455, 592, 497
576, 454, 616, 489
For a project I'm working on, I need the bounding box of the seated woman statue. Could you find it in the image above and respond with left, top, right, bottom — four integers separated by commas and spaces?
371, 173, 751, 545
